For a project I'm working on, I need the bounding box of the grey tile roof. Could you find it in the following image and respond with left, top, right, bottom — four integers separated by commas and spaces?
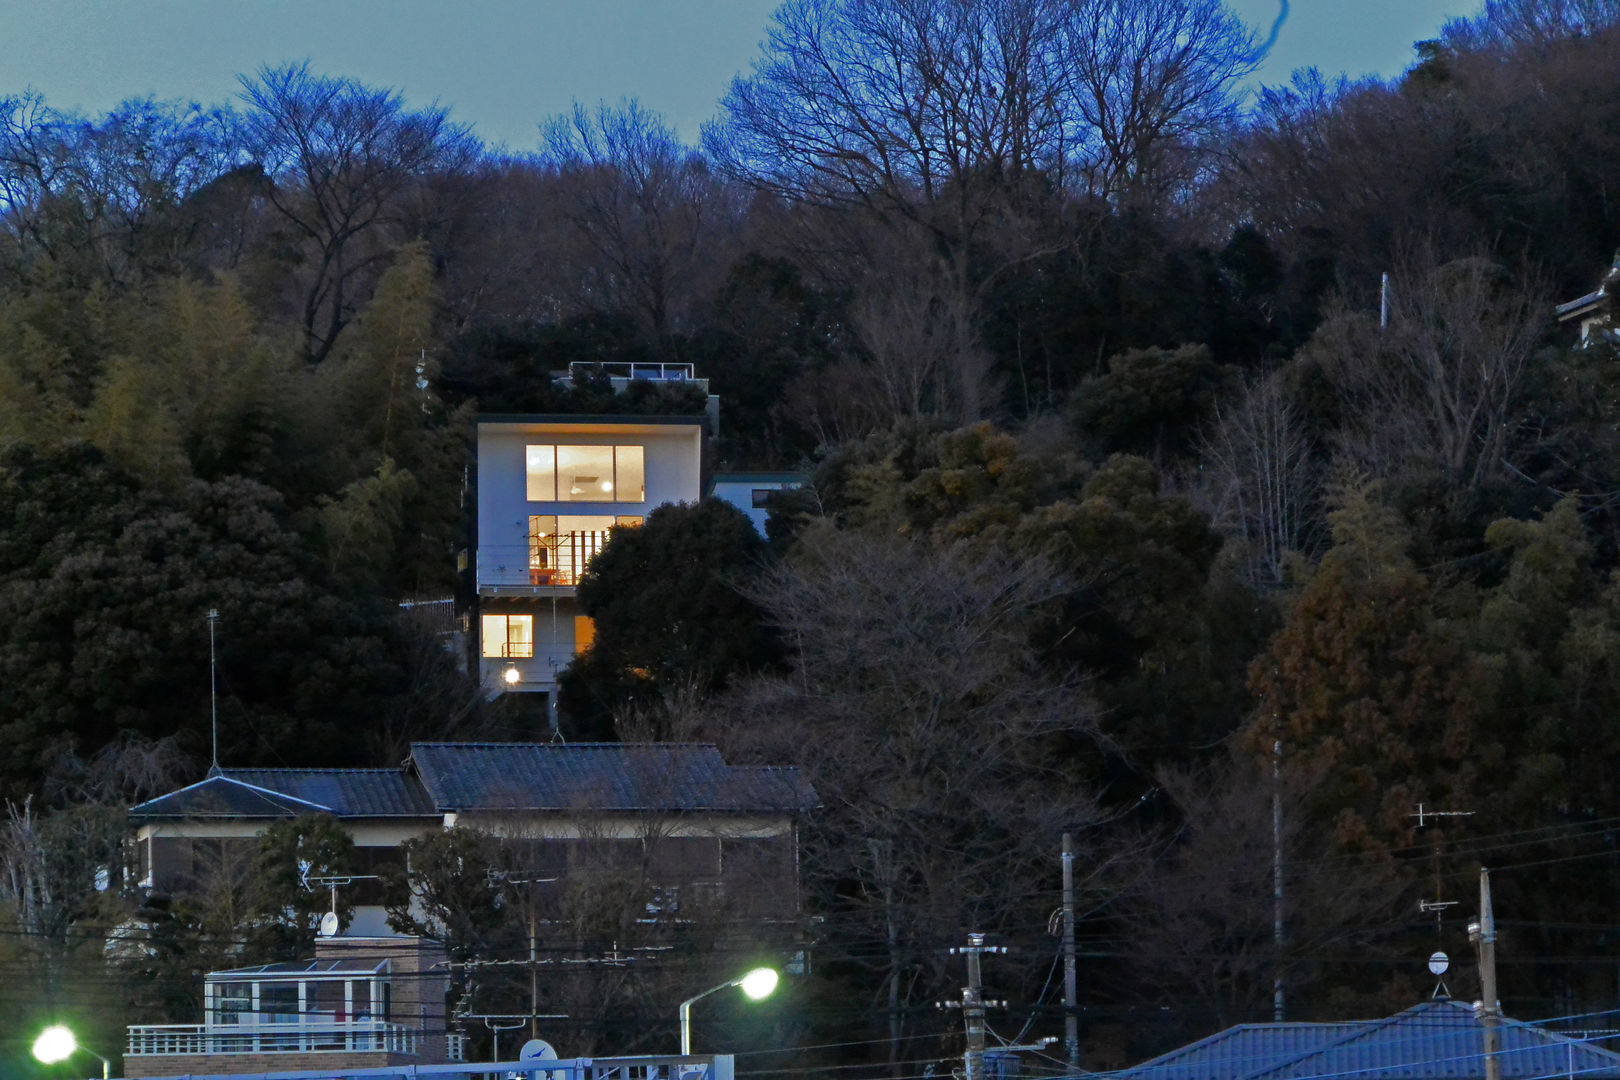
129, 770, 435, 821
222, 769, 437, 817
410, 742, 817, 813
1121, 1001, 1620, 1080
129, 744, 815, 822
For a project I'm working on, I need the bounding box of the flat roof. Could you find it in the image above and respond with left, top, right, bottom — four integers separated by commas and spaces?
210, 958, 389, 980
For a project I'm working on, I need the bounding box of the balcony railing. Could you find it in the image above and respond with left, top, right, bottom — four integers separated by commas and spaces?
126, 1020, 420, 1057
478, 532, 610, 590
563, 360, 705, 386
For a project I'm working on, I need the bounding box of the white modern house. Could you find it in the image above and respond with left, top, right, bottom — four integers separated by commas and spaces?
472, 400, 705, 718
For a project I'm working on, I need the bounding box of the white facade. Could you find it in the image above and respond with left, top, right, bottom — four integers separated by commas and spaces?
710, 472, 806, 537
473, 416, 705, 704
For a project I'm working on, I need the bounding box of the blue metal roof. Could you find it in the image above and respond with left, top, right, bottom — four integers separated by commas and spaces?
1120, 1002, 1620, 1080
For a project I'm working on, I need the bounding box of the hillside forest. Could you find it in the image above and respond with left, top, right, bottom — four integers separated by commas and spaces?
8, 0, 1620, 1073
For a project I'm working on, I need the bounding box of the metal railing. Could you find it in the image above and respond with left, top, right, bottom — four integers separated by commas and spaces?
564, 361, 702, 385
127, 1056, 735, 1080
126, 1020, 420, 1056
478, 533, 610, 590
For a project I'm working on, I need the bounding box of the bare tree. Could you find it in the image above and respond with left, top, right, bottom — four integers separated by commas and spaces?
707, 0, 1071, 240
539, 101, 737, 350
1317, 255, 1547, 490
1066, 0, 1259, 207
1443, 0, 1620, 50
238, 63, 476, 364
706, 529, 1126, 1071
1195, 371, 1320, 589
848, 231, 995, 424
1124, 754, 1408, 1027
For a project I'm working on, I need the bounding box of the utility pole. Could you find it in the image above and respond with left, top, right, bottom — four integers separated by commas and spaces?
948, 933, 1007, 1080
1469, 868, 1502, 1080
1061, 833, 1080, 1073
1272, 736, 1284, 1021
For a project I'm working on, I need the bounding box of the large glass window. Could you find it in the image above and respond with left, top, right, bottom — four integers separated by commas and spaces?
481, 614, 533, 658
525, 445, 645, 502
528, 515, 641, 585
260, 984, 299, 1024
214, 982, 251, 1025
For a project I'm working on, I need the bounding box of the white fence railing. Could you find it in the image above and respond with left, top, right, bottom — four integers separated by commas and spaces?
126, 1020, 420, 1056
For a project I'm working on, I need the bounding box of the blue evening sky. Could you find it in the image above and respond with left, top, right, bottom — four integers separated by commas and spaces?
0, 0, 1478, 153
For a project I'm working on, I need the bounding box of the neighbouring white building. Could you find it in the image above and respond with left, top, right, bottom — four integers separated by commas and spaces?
708, 471, 807, 537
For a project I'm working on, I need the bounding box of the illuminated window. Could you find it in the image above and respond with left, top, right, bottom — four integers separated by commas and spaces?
525, 445, 646, 502
575, 615, 596, 653
481, 614, 533, 658
528, 515, 643, 585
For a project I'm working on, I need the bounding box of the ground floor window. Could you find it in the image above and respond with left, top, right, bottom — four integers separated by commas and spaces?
481, 614, 533, 658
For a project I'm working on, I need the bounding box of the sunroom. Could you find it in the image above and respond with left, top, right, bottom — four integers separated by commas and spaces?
127, 957, 414, 1057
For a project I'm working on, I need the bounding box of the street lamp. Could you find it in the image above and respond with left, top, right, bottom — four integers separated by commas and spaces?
679, 967, 778, 1055
32, 1025, 110, 1080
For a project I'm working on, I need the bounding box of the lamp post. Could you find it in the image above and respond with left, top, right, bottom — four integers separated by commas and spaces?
678, 967, 778, 1055
33, 1025, 111, 1080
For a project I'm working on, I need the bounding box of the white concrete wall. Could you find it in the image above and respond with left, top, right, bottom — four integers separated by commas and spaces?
710, 479, 801, 536
475, 419, 703, 590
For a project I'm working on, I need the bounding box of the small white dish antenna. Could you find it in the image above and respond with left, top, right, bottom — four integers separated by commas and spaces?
319, 911, 340, 938
519, 1039, 557, 1061
1428, 951, 1449, 976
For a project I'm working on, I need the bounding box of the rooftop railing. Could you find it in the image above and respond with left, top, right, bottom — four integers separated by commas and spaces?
126, 1019, 420, 1057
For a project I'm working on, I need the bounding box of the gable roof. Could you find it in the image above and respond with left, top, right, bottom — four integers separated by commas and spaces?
127, 774, 340, 820
410, 742, 817, 813
1121, 1001, 1620, 1080
130, 743, 816, 823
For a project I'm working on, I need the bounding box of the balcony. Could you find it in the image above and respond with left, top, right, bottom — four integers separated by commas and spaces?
126, 1019, 426, 1057
477, 532, 611, 594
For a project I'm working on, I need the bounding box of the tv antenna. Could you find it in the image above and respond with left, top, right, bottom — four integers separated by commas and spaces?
1413, 804, 1474, 935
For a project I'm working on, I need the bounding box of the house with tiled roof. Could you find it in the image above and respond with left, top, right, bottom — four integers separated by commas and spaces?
130, 741, 815, 937
1118, 999, 1620, 1080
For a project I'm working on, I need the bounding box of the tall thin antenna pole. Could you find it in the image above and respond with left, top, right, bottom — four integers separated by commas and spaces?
207, 609, 220, 772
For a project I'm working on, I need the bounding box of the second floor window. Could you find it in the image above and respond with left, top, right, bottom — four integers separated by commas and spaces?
526, 445, 646, 502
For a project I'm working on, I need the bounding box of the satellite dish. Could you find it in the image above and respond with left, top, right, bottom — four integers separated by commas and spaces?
319, 911, 340, 938
519, 1039, 557, 1061
1428, 951, 1449, 976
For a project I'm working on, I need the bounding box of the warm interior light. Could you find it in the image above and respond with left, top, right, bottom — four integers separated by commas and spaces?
739, 968, 779, 1000
601, 480, 613, 492
33, 1026, 76, 1065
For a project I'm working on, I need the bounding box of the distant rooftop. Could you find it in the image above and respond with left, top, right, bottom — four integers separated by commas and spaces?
130, 742, 816, 822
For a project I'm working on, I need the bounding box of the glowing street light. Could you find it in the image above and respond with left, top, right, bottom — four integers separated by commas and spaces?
679, 967, 779, 1055
32, 1025, 110, 1080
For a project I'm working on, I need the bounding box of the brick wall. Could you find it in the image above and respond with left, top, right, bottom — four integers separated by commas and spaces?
123, 1049, 418, 1077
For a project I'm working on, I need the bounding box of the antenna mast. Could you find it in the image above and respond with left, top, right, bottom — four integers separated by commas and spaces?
207, 609, 220, 772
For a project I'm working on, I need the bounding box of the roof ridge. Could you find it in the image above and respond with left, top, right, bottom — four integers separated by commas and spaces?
411, 741, 719, 749
226, 766, 404, 774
